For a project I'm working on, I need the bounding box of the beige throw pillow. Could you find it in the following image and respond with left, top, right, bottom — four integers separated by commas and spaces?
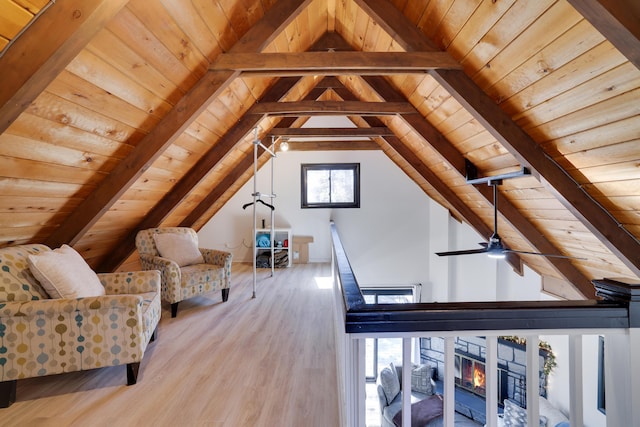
28, 244, 106, 299
153, 232, 204, 267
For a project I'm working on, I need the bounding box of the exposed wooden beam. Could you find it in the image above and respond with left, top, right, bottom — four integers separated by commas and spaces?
268, 127, 393, 137
45, 0, 313, 249
97, 77, 302, 272
357, 0, 639, 284
286, 140, 380, 150
0, 0, 130, 134
367, 74, 594, 296
328, 82, 525, 275
211, 51, 461, 74
249, 100, 415, 116
432, 70, 640, 279
178, 77, 338, 230
179, 151, 256, 229
566, 0, 640, 69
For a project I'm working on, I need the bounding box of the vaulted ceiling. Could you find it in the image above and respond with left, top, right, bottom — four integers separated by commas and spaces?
1, 0, 639, 300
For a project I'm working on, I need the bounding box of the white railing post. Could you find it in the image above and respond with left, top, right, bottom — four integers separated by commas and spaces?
526, 335, 540, 427
604, 329, 640, 427
485, 336, 498, 427
568, 334, 584, 427
402, 337, 412, 427
354, 337, 366, 427
443, 337, 455, 426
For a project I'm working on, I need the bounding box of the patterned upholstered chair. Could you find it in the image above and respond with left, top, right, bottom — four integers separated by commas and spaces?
0, 244, 161, 408
135, 227, 232, 318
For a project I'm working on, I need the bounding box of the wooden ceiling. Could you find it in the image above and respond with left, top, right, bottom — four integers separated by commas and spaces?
1, 0, 639, 300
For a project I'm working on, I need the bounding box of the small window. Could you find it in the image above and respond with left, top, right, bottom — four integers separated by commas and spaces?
301, 163, 360, 209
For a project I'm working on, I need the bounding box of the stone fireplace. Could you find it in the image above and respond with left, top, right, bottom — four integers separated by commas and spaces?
420, 336, 550, 423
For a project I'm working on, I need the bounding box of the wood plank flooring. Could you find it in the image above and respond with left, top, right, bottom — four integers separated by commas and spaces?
2, 263, 340, 427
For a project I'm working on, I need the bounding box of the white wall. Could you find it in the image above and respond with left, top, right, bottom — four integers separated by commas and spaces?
198, 134, 541, 299
199, 148, 433, 288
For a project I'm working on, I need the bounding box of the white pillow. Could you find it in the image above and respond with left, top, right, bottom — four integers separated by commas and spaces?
539, 396, 569, 427
379, 363, 401, 403
28, 244, 106, 299
153, 232, 204, 267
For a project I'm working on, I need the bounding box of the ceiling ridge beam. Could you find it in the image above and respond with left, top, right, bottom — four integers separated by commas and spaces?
0, 0, 130, 134
45, 0, 314, 249
356, 0, 640, 279
97, 77, 302, 272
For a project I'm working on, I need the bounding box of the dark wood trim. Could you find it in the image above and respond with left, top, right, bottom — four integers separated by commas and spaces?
0, 0, 129, 134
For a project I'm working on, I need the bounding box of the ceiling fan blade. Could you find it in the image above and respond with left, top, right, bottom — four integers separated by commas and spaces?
436, 248, 489, 256
504, 249, 586, 260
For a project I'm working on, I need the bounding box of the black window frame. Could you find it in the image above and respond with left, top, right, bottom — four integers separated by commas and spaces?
300, 163, 360, 209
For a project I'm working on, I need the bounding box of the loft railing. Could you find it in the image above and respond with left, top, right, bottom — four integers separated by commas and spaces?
329, 222, 639, 427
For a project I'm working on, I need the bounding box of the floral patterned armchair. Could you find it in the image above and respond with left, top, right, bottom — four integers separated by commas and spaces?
0, 244, 161, 407
135, 227, 232, 318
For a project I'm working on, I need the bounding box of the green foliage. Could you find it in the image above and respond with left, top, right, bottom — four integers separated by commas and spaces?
499, 336, 557, 376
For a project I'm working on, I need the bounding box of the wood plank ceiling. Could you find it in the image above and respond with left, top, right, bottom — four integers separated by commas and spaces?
0, 0, 638, 300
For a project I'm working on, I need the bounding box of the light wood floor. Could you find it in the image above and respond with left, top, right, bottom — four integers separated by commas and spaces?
2, 263, 340, 427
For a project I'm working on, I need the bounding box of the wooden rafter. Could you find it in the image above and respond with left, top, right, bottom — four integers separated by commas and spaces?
356, 0, 640, 280
355, 115, 526, 275
284, 140, 379, 150
211, 51, 461, 74
97, 77, 303, 272
0, 0, 130, 134
366, 74, 594, 296
268, 127, 393, 137
566, 0, 640, 69
44, 0, 313, 249
178, 79, 336, 231
249, 100, 415, 115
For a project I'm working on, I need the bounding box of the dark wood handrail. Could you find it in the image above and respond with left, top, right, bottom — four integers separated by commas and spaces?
330, 222, 636, 334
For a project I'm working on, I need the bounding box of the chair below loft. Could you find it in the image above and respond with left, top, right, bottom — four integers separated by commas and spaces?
135, 227, 233, 318
0, 244, 161, 408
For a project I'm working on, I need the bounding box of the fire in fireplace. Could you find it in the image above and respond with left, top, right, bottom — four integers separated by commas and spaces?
455, 353, 487, 397
454, 351, 508, 403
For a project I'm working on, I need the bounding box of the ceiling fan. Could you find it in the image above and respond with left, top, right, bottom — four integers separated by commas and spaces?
436, 181, 584, 260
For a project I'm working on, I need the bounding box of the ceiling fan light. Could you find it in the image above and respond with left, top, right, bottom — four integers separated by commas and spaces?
487, 252, 506, 259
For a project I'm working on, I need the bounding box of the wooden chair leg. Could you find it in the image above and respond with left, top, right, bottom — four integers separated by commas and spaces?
150, 327, 158, 343
0, 380, 17, 408
127, 362, 140, 386
222, 288, 230, 302
170, 302, 179, 318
